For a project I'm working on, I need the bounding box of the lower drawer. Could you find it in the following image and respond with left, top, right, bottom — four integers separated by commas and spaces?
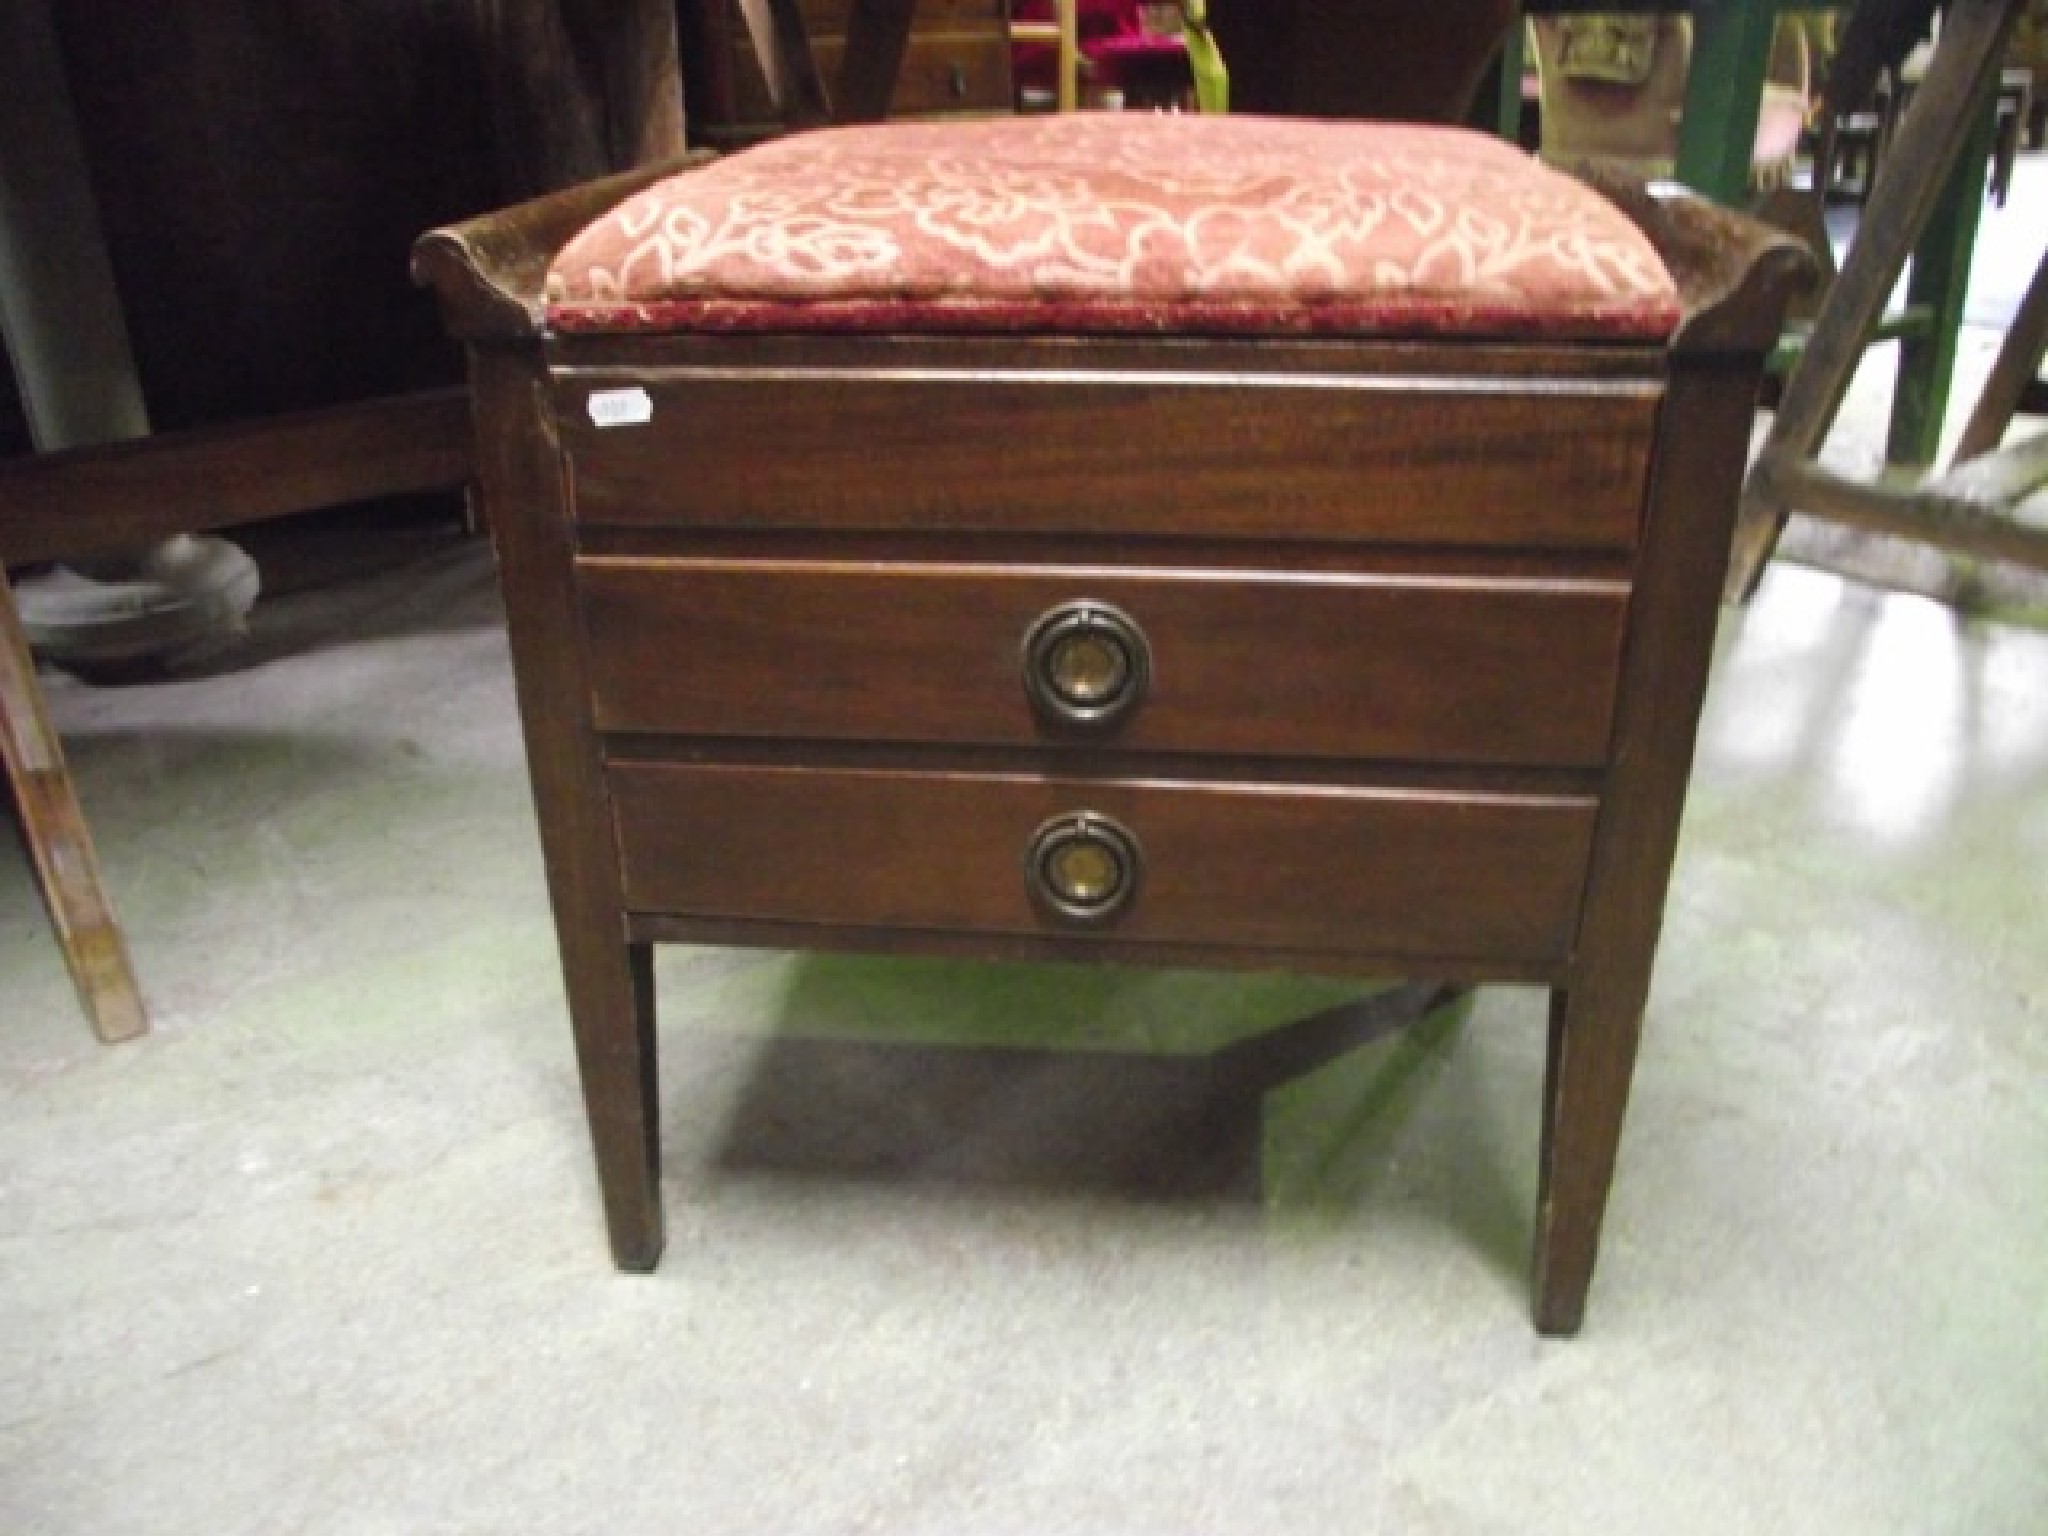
609, 762, 1598, 967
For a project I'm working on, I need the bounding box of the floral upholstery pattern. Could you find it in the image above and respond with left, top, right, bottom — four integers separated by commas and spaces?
545, 115, 1680, 341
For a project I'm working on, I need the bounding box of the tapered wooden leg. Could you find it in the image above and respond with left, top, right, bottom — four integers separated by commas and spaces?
1531, 983, 1643, 1335
0, 575, 147, 1044
566, 937, 664, 1270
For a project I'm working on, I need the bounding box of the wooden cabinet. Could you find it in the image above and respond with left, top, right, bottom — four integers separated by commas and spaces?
678, 0, 1013, 146
549, 331, 1662, 981
414, 149, 1808, 1333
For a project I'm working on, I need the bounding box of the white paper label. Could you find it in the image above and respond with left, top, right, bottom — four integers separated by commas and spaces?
587, 388, 653, 428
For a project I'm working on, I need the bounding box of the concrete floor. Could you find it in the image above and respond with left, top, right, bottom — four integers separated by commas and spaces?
6, 197, 2048, 1535
7, 522, 2046, 1535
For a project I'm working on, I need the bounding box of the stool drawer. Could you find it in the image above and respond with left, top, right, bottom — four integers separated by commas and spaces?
578, 558, 1629, 766
558, 373, 1660, 550
806, 33, 1014, 117
610, 762, 1598, 966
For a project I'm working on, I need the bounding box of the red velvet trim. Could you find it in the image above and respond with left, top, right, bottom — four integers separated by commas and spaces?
1084, 34, 1189, 62
547, 292, 1680, 341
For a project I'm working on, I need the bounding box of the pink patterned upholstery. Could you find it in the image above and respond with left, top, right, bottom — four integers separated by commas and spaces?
545, 115, 1680, 341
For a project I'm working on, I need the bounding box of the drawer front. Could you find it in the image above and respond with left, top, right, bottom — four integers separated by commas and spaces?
578, 558, 1629, 766
558, 373, 1659, 550
609, 763, 1598, 966
716, 6, 1010, 125
810, 34, 1012, 115
792, 0, 1003, 27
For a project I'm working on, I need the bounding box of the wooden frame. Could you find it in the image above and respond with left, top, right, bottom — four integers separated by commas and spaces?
0, 0, 684, 1042
1726, 0, 2042, 596
0, 577, 146, 1042
415, 157, 1806, 1335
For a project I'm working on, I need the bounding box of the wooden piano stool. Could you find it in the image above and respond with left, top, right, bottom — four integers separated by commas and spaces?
414, 116, 1807, 1334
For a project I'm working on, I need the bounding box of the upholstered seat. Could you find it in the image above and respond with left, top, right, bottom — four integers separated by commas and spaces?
543, 116, 1680, 341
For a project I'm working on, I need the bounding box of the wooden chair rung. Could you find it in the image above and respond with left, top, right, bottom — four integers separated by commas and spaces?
1751, 447, 2048, 572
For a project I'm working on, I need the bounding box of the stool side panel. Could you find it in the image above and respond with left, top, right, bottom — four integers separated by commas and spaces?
1532, 354, 1777, 1333
464, 345, 665, 1270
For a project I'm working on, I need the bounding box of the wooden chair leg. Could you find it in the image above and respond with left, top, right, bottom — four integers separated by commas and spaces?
1952, 240, 2048, 465
1726, 0, 2023, 600
0, 574, 147, 1043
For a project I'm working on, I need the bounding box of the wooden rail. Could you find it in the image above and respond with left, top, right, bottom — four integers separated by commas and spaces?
1, 389, 473, 567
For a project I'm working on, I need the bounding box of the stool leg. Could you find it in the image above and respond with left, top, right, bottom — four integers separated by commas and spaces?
1531, 983, 1643, 1336
0, 574, 147, 1043
468, 347, 664, 1270
564, 937, 664, 1272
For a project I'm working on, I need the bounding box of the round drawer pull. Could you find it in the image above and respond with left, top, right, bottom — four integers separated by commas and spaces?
1026, 812, 1143, 926
1022, 600, 1151, 730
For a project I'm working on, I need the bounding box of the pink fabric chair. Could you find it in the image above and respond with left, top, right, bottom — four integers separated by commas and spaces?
1013, 0, 1192, 108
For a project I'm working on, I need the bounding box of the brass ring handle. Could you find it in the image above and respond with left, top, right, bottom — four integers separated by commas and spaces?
1021, 600, 1151, 730
1025, 812, 1143, 926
